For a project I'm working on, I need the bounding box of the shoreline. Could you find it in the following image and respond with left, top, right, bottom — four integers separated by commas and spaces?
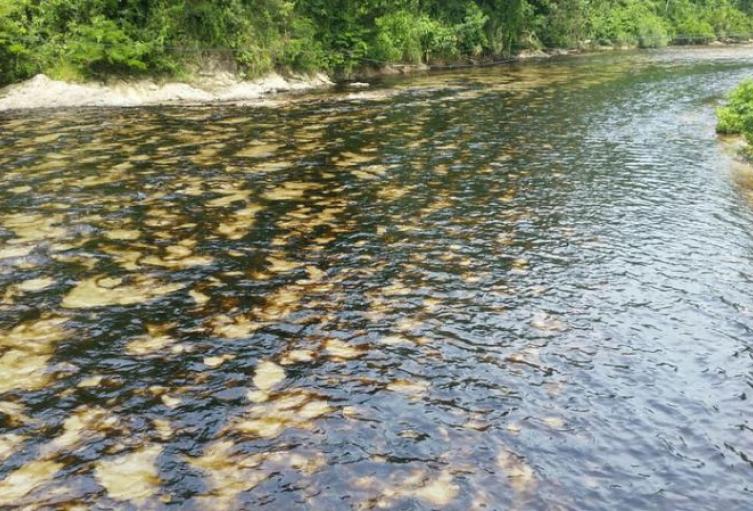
0, 72, 334, 112
719, 134, 753, 201
1, 43, 751, 112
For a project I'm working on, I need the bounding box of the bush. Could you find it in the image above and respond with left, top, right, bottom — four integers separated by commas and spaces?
279, 17, 327, 72
588, 0, 669, 48
717, 80, 753, 135
0, 0, 37, 85
372, 10, 426, 64
636, 15, 670, 48
708, 5, 753, 38
455, 3, 488, 56
370, 6, 490, 66
673, 17, 716, 43
420, 17, 460, 62
65, 16, 151, 77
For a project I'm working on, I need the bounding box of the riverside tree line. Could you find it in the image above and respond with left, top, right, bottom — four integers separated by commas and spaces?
2, 0, 753, 84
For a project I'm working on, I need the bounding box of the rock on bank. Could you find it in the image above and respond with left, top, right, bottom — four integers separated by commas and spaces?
0, 72, 333, 111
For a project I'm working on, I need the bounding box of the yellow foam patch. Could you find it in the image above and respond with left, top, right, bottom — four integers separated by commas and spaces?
232, 391, 332, 439
217, 205, 262, 240
95, 445, 162, 502
44, 407, 116, 455
207, 189, 252, 208
386, 379, 429, 396
236, 142, 281, 159
204, 354, 235, 368
105, 229, 141, 241
0, 317, 69, 393
325, 339, 363, 360
126, 333, 176, 356
0, 460, 61, 506
267, 257, 301, 273
77, 375, 104, 388
211, 314, 262, 339
0, 433, 25, 463
187, 440, 267, 510
413, 471, 459, 506
2, 213, 66, 243
280, 349, 315, 365
497, 451, 536, 494
189, 289, 211, 305
0, 245, 33, 260
262, 182, 320, 201
62, 275, 184, 308
16, 277, 55, 292
253, 361, 285, 391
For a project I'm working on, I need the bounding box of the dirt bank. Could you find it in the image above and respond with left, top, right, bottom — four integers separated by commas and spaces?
3, 44, 751, 111
0, 72, 333, 111
0, 47, 580, 111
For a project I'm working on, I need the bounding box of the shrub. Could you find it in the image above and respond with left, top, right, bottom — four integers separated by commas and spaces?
636, 15, 670, 48
371, 10, 477, 66
717, 80, 753, 135
65, 16, 151, 77
673, 17, 716, 43
420, 17, 460, 62
708, 5, 753, 38
455, 3, 488, 56
372, 10, 425, 64
589, 0, 669, 48
279, 17, 327, 72
0, 0, 37, 85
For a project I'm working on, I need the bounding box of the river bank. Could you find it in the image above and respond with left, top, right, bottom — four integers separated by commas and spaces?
715, 76, 753, 200
0, 46, 646, 112
0, 48, 574, 111
1, 43, 751, 111
0, 72, 334, 111
718, 133, 753, 202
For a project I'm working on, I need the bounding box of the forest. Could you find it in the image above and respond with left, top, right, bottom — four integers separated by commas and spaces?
2, 0, 753, 85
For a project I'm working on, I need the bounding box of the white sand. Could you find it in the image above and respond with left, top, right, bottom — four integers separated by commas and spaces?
0, 72, 333, 111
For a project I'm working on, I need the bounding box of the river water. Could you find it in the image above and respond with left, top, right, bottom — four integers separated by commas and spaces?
1, 47, 753, 510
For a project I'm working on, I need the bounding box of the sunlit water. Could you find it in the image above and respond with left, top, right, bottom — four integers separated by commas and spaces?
1, 47, 753, 510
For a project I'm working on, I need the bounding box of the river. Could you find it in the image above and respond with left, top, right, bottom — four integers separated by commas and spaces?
1, 46, 753, 510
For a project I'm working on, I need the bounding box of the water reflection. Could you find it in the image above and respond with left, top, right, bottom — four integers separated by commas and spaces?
2, 47, 753, 509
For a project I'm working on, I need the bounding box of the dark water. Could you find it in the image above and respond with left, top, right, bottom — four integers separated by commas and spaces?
1, 47, 753, 510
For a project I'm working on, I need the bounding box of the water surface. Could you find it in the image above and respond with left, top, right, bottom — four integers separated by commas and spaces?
1, 47, 753, 510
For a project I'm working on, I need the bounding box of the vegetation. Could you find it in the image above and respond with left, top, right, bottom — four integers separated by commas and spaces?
717, 80, 753, 149
2, 0, 753, 85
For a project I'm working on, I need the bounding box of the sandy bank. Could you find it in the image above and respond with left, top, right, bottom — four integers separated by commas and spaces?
719, 135, 753, 200
0, 72, 333, 111
3, 44, 751, 111
0, 47, 579, 111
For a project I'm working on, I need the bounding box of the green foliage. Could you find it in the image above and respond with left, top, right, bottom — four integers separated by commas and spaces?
370, 4, 486, 65
537, 0, 588, 48
0, 0, 37, 84
2, 0, 753, 85
372, 10, 427, 63
674, 18, 716, 43
278, 17, 327, 72
706, 1, 753, 37
455, 3, 489, 56
589, 1, 669, 48
717, 80, 753, 137
66, 16, 151, 75
481, 0, 538, 54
